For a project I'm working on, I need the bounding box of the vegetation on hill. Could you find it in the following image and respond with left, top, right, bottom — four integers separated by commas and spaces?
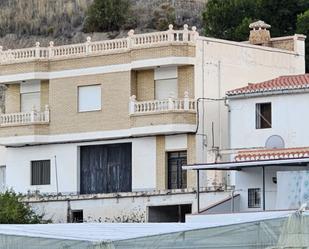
202, 0, 309, 72
297, 9, 309, 72
83, 0, 131, 32
0, 190, 47, 224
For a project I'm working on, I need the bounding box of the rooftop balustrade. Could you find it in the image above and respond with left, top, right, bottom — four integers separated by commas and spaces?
0, 25, 198, 64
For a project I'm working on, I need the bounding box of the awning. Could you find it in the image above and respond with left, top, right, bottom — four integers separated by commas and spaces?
183, 157, 309, 171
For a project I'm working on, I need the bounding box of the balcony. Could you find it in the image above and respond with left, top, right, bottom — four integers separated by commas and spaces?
0, 25, 198, 65
129, 92, 197, 132
0, 105, 50, 127
129, 92, 196, 115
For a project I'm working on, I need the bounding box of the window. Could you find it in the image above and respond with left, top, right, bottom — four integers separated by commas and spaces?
248, 188, 261, 208
0, 166, 5, 193
20, 81, 41, 112
31, 160, 51, 185
71, 210, 83, 223
155, 66, 178, 100
78, 85, 101, 112
168, 151, 187, 189
256, 103, 271, 129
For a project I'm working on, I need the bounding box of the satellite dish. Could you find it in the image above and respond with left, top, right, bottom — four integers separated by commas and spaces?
265, 135, 285, 149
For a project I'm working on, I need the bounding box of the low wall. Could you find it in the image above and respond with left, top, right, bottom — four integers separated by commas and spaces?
23, 189, 230, 223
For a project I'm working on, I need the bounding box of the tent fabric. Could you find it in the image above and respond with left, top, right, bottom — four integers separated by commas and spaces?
0, 211, 308, 249
276, 171, 309, 209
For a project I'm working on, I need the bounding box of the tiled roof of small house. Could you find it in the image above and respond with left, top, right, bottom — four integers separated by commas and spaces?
235, 147, 309, 162
227, 74, 309, 96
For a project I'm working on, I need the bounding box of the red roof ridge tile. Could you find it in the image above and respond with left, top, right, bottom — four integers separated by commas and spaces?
227, 74, 309, 96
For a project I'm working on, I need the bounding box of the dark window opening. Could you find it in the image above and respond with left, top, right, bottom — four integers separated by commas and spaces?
31, 160, 50, 185
256, 103, 271, 129
148, 204, 192, 222
248, 188, 261, 208
168, 151, 187, 189
71, 210, 83, 223
80, 143, 132, 194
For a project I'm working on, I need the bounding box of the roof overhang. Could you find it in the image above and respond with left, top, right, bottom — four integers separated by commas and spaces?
183, 157, 309, 171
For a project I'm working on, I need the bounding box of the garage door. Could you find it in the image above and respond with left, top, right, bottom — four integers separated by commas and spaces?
80, 143, 132, 194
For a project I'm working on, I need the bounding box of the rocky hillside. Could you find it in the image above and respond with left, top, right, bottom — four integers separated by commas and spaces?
0, 0, 207, 49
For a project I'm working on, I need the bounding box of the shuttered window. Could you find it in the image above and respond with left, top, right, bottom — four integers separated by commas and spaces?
31, 160, 51, 185
78, 85, 102, 112
154, 66, 178, 100
20, 81, 41, 112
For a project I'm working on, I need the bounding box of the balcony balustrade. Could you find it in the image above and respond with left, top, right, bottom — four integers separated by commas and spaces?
0, 105, 50, 127
129, 92, 196, 115
0, 25, 199, 64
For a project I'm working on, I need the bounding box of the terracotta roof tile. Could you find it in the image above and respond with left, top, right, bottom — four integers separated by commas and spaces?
227, 74, 309, 96
235, 147, 309, 162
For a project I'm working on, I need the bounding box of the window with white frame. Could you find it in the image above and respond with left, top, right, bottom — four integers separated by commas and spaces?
248, 188, 261, 208
256, 103, 272, 129
20, 81, 41, 112
31, 160, 51, 185
78, 85, 102, 112
154, 66, 178, 100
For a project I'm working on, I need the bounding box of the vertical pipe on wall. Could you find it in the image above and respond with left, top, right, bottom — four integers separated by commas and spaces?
262, 166, 265, 211
197, 169, 200, 213
54, 155, 59, 196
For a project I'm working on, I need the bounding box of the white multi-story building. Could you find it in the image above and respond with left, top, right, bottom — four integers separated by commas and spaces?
0, 21, 306, 222
185, 74, 309, 214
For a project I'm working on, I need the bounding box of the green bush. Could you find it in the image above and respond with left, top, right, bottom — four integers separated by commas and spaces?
202, 0, 309, 72
297, 10, 309, 72
0, 190, 47, 224
83, 0, 130, 32
151, 3, 176, 31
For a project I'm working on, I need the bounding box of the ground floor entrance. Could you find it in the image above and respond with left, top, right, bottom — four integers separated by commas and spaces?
80, 143, 132, 194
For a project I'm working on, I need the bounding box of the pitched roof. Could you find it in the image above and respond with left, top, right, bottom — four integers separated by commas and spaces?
235, 147, 309, 162
227, 74, 309, 96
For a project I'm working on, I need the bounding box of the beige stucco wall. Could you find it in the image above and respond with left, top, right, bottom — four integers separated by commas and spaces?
130, 112, 196, 127
0, 45, 195, 76
5, 84, 20, 113
178, 65, 194, 98
0, 124, 49, 137
0, 61, 49, 76
136, 69, 154, 101
48, 72, 131, 135
187, 134, 196, 188
40, 80, 49, 111
156, 135, 166, 190
271, 39, 294, 51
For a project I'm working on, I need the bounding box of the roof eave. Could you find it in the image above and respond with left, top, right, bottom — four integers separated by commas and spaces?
183, 157, 309, 171
226, 87, 309, 99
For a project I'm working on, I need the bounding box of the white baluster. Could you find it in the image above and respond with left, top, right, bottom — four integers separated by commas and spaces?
168, 24, 174, 42
184, 91, 189, 110
127, 29, 134, 49
86, 36, 92, 55
129, 95, 136, 114
168, 92, 175, 110
35, 42, 40, 58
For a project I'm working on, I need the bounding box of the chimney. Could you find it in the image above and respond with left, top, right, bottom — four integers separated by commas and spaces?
249, 20, 271, 45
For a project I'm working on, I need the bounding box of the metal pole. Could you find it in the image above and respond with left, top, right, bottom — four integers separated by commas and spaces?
197, 170, 200, 213
262, 166, 265, 211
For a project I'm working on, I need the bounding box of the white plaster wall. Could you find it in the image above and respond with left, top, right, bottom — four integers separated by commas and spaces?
132, 137, 156, 191
28, 191, 230, 223
230, 93, 309, 149
5, 137, 157, 194
194, 37, 305, 186
165, 134, 187, 151
6, 143, 78, 194
0, 146, 7, 166
235, 166, 308, 212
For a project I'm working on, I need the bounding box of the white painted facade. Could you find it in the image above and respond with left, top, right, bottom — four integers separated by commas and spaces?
228, 91, 309, 212
27, 190, 229, 223
0, 27, 306, 221
229, 92, 309, 149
